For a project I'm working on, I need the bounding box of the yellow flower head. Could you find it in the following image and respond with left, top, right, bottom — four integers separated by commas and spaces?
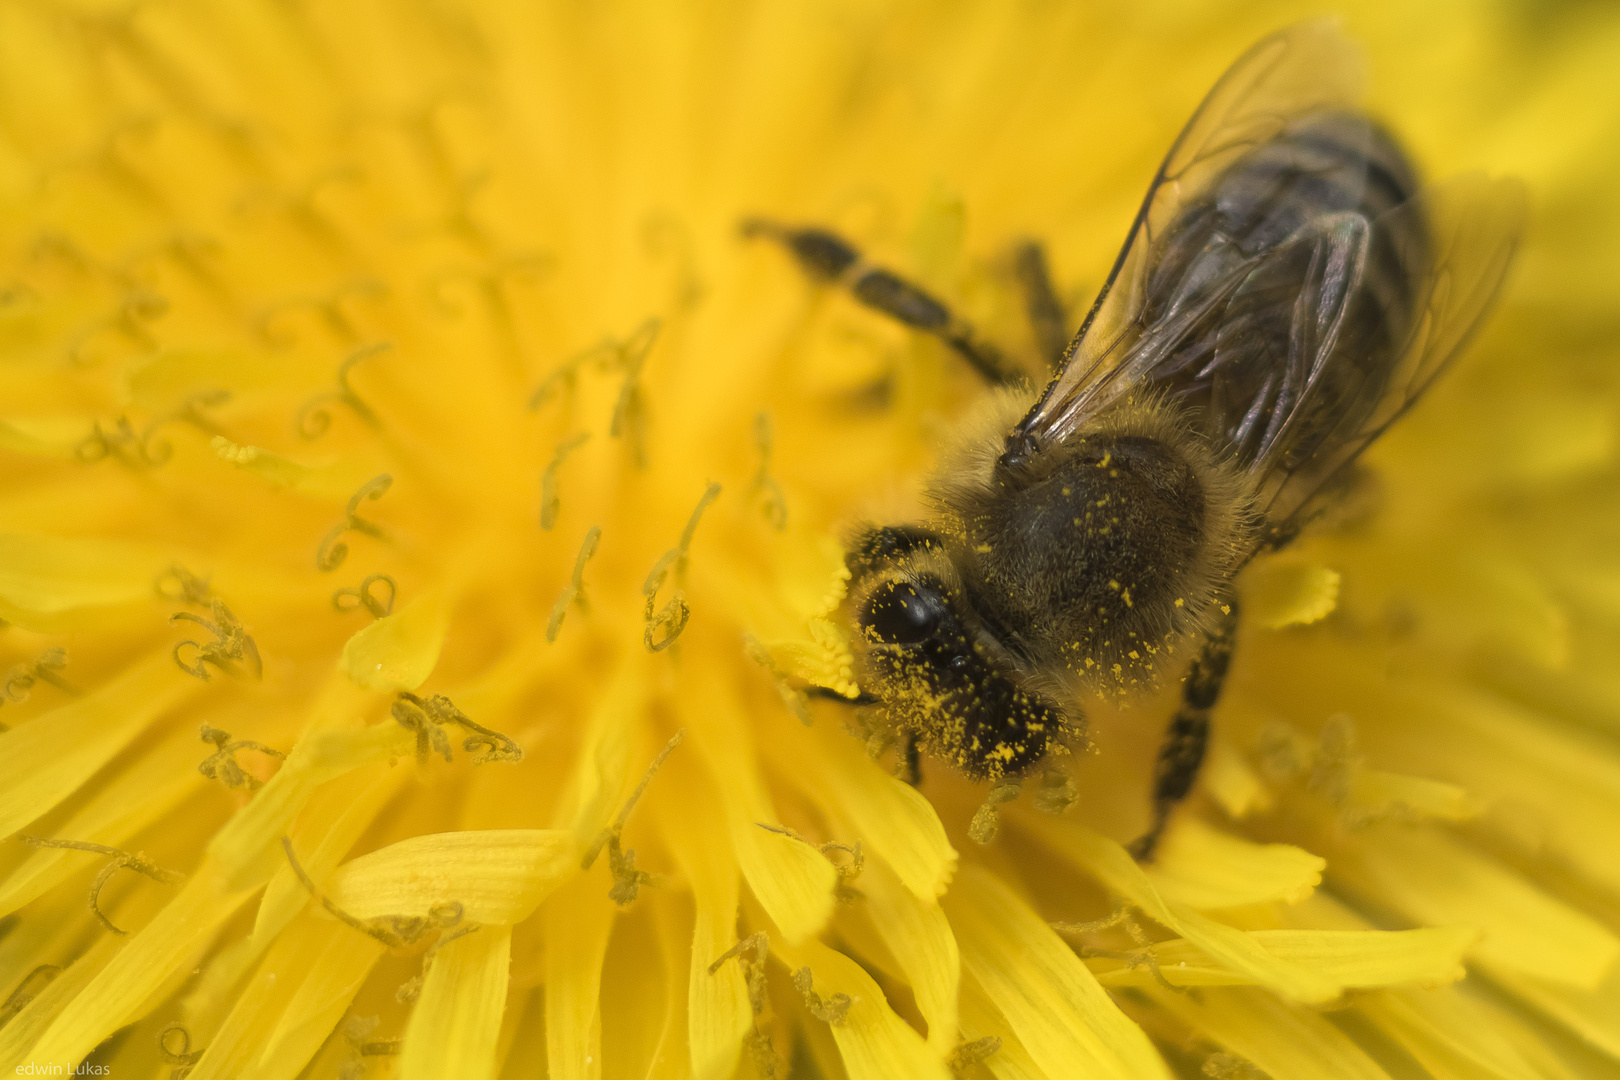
1, 2, 1618, 1079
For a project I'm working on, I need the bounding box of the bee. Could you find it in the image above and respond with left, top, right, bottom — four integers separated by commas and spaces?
748, 22, 1524, 857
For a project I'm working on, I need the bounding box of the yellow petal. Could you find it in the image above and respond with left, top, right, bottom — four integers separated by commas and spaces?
340, 587, 452, 691
1357, 987, 1547, 1080
681, 654, 835, 944
543, 874, 618, 1080
941, 865, 1172, 1080
187, 916, 384, 1080
29, 864, 259, 1069
0, 724, 202, 918
0, 532, 166, 629
208, 685, 408, 890
401, 925, 513, 1080
858, 859, 960, 1056
1147, 985, 1390, 1080
654, 751, 751, 1080
1329, 826, 1620, 988
1201, 735, 1274, 819
1243, 554, 1341, 629
325, 829, 575, 925
1027, 819, 1342, 1002
1148, 817, 1324, 909
1093, 927, 1474, 991
769, 936, 947, 1080
251, 762, 410, 952
0, 651, 191, 839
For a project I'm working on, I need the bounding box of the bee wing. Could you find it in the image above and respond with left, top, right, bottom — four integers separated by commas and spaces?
1019, 20, 1365, 444
1256, 172, 1528, 525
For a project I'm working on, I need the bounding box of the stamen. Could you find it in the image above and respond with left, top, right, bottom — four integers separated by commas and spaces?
539, 432, 590, 531
171, 599, 263, 681
1053, 907, 1185, 995
296, 341, 390, 438
1203, 1052, 1270, 1079
548, 526, 601, 644
607, 318, 660, 468
792, 966, 852, 1025
642, 482, 721, 652
197, 724, 285, 791
582, 731, 684, 905
947, 1036, 1002, 1074
21, 836, 184, 935
391, 691, 523, 766
1, 647, 74, 711
968, 776, 1022, 844
750, 412, 788, 531
155, 564, 213, 607
332, 573, 398, 619
529, 317, 661, 453
317, 474, 394, 572
1, 964, 61, 1022
281, 837, 466, 950
158, 1022, 205, 1078
339, 1015, 401, 1080
756, 824, 864, 903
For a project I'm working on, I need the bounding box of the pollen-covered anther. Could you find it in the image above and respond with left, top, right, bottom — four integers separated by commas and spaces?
539, 432, 591, 530
197, 724, 285, 791
582, 731, 684, 905
391, 691, 522, 766
792, 966, 853, 1025
21, 836, 184, 935
642, 482, 721, 652
1034, 765, 1078, 815
296, 341, 390, 438
742, 635, 812, 724
332, 573, 397, 619
968, 775, 1023, 844
317, 473, 394, 572
170, 599, 262, 681
548, 526, 601, 643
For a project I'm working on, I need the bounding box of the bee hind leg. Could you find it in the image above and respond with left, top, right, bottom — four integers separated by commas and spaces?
742, 218, 1020, 386
1128, 599, 1240, 862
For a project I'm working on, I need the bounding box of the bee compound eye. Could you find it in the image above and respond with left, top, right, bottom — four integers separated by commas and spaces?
861, 580, 947, 645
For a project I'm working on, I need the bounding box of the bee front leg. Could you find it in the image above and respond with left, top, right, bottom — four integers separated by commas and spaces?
1012, 241, 1070, 370
742, 218, 1020, 386
1129, 599, 1240, 861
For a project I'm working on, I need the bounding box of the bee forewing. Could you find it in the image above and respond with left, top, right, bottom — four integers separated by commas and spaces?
1256, 172, 1528, 523
1020, 20, 1367, 444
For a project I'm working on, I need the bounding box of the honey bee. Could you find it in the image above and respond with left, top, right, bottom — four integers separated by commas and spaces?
749, 22, 1524, 856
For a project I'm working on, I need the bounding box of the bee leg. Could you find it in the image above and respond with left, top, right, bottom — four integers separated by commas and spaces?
1129, 599, 1240, 861
1012, 241, 1070, 370
900, 731, 923, 787
742, 218, 1020, 386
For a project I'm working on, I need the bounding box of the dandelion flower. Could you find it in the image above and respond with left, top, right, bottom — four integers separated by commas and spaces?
1, 2, 1618, 1079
